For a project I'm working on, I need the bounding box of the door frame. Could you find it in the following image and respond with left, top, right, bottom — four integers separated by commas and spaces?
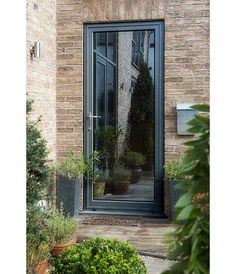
83, 21, 165, 217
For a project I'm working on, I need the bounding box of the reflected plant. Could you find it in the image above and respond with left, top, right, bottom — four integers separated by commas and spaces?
126, 62, 154, 168
96, 125, 123, 169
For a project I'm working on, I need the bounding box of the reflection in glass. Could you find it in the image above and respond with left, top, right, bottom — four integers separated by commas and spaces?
93, 30, 155, 201
94, 60, 105, 128
107, 63, 116, 126
95, 32, 106, 56
107, 32, 117, 62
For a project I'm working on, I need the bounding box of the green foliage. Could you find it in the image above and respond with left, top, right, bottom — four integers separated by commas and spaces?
83, 151, 101, 182
55, 150, 85, 180
26, 99, 53, 205
125, 151, 145, 166
126, 62, 154, 158
162, 104, 209, 274
45, 207, 77, 245
164, 157, 185, 180
96, 125, 124, 168
94, 171, 110, 183
26, 205, 51, 273
51, 238, 147, 274
112, 166, 131, 181
27, 100, 53, 272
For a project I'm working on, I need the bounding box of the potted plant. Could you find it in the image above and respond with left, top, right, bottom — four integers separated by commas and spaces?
27, 239, 50, 274
55, 150, 85, 217
93, 172, 107, 197
124, 151, 145, 184
126, 63, 154, 170
45, 207, 78, 256
165, 157, 186, 220
96, 125, 123, 169
112, 166, 131, 194
35, 243, 50, 274
83, 151, 106, 198
27, 205, 52, 274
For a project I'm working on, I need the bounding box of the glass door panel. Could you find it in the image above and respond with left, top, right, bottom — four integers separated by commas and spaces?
84, 22, 164, 215
93, 30, 155, 202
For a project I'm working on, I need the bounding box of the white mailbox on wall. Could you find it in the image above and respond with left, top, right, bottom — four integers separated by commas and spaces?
176, 104, 197, 135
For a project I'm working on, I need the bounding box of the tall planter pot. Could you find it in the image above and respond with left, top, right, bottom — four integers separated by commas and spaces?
130, 166, 142, 184
56, 178, 82, 217
93, 181, 105, 198
169, 180, 185, 220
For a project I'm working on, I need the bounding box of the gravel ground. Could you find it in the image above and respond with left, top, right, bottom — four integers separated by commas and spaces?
141, 255, 173, 274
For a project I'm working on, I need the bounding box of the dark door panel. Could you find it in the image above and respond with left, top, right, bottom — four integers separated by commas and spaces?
84, 22, 164, 216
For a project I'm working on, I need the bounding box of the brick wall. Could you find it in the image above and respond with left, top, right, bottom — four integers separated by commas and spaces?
26, 0, 57, 160
56, 0, 209, 216
56, 0, 166, 159
164, 0, 210, 161
56, 0, 209, 162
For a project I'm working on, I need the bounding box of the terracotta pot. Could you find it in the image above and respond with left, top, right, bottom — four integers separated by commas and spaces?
51, 238, 76, 256
112, 180, 130, 194
93, 181, 105, 197
36, 260, 48, 274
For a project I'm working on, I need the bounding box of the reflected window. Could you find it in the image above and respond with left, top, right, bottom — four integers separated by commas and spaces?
130, 76, 137, 94
94, 32, 106, 56
107, 32, 117, 62
132, 30, 144, 68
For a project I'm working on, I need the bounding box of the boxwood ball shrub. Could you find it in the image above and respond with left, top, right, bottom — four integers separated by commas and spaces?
52, 238, 147, 274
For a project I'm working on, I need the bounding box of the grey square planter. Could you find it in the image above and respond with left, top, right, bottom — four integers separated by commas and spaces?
169, 180, 185, 220
56, 178, 82, 218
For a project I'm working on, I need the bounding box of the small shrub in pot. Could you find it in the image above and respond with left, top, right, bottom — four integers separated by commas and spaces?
83, 151, 106, 198
165, 157, 186, 219
165, 157, 185, 181
27, 205, 52, 274
124, 151, 145, 183
125, 151, 145, 167
55, 151, 85, 180
45, 208, 77, 256
55, 151, 85, 217
112, 166, 131, 194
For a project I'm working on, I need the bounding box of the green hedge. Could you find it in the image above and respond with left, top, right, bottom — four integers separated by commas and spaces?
52, 238, 147, 274
26, 99, 52, 204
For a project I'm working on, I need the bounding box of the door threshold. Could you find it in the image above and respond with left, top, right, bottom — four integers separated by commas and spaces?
80, 209, 168, 219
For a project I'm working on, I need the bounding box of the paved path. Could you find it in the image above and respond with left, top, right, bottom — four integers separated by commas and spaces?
77, 215, 175, 257
76, 215, 175, 273
141, 256, 173, 274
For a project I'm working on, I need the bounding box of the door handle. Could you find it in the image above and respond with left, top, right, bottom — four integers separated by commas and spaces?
87, 112, 101, 131
88, 112, 101, 119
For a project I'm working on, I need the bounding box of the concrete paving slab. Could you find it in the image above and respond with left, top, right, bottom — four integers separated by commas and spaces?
141, 255, 173, 274
76, 215, 176, 258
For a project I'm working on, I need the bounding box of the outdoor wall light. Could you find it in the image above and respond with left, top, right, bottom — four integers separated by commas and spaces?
30, 40, 41, 58
176, 103, 197, 135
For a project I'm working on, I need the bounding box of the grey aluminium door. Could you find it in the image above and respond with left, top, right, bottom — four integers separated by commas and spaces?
84, 21, 164, 216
